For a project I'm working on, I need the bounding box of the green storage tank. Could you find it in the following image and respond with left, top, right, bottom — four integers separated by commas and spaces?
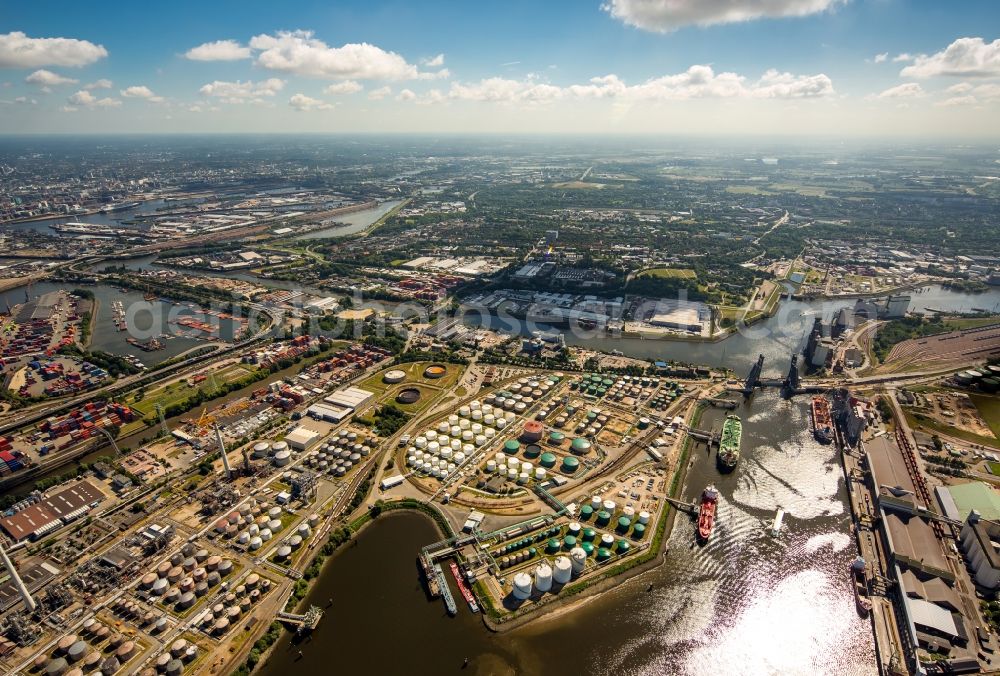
617, 516, 632, 532
549, 431, 566, 445
563, 535, 577, 549
632, 523, 646, 539
546, 538, 561, 553
981, 378, 1000, 393
582, 542, 595, 556
561, 456, 580, 473
596, 510, 611, 526
504, 440, 520, 454
580, 504, 594, 519
582, 527, 597, 541
528, 547, 537, 557
571, 438, 592, 455
596, 547, 612, 562
616, 539, 631, 553
540, 452, 557, 468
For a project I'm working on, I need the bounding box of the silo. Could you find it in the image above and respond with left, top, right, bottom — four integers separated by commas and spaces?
534, 563, 553, 592
207, 571, 222, 587
603, 500, 616, 513
570, 547, 587, 574
45, 657, 69, 676
177, 592, 195, 610
151, 578, 169, 596
67, 641, 87, 662
512, 573, 533, 600
553, 556, 573, 584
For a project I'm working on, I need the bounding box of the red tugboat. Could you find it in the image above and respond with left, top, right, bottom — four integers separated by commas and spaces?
851, 556, 872, 616
811, 396, 834, 444
697, 485, 720, 542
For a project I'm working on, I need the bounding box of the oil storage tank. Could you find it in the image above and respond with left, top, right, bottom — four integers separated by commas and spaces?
552, 556, 573, 584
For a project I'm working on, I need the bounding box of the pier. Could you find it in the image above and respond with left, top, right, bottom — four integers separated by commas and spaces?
277, 606, 324, 634
433, 563, 458, 615
665, 497, 698, 515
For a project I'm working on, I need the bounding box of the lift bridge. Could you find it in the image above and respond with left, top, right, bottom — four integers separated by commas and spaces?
735, 354, 822, 398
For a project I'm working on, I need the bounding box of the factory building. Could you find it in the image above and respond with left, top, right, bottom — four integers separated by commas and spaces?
285, 426, 321, 452
0, 480, 104, 542
959, 511, 1000, 590
324, 386, 374, 411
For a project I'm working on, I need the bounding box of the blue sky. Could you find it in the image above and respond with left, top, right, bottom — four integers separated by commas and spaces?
2, 0, 999, 135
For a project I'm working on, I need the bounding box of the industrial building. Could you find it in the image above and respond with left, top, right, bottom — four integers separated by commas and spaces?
959, 511, 1000, 590
0, 480, 104, 542
285, 426, 321, 452
323, 386, 374, 411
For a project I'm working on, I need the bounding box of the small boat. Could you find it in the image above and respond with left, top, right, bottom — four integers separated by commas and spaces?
851, 557, 872, 616
449, 561, 479, 613
697, 485, 720, 542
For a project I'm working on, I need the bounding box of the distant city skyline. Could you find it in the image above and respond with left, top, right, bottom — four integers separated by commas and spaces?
2, 0, 999, 136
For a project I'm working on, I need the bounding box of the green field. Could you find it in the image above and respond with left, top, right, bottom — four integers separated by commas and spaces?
637, 267, 696, 280
129, 363, 257, 417
970, 394, 1000, 439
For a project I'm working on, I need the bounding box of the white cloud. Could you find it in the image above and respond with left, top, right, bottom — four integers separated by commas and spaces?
120, 85, 165, 103
25, 69, 77, 86
397, 88, 417, 101
324, 80, 363, 95
937, 95, 977, 107
185, 39, 251, 61
750, 69, 834, 98
873, 52, 888, 64
901, 37, 1000, 78
0, 31, 107, 68
289, 93, 334, 111
250, 30, 436, 80
422, 54, 445, 67
67, 89, 120, 108
892, 53, 913, 63
368, 86, 392, 100
199, 78, 285, 102
873, 82, 925, 99
14, 96, 36, 105
440, 66, 834, 104
937, 82, 1000, 107
84, 78, 112, 90
602, 0, 845, 32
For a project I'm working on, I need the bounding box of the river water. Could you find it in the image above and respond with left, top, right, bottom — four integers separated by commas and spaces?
293, 199, 404, 240
260, 390, 876, 676
468, 284, 1000, 377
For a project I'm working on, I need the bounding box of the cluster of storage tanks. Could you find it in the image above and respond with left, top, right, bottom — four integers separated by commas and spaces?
301, 429, 375, 477
406, 399, 518, 479
39, 624, 139, 675
141, 543, 233, 609
250, 440, 294, 467
148, 637, 200, 675
510, 550, 587, 600
485, 451, 547, 483
578, 496, 650, 539
273, 522, 312, 560
955, 365, 1000, 391
195, 573, 271, 638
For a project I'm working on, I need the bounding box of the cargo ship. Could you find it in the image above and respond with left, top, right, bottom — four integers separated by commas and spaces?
697, 485, 720, 542
449, 561, 480, 613
99, 201, 141, 213
811, 396, 834, 444
717, 414, 742, 471
851, 556, 872, 616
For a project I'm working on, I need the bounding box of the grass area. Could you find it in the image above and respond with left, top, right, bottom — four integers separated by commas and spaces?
130, 363, 257, 416
636, 267, 697, 280
903, 408, 1000, 449
550, 181, 606, 189
725, 185, 775, 195
943, 316, 1000, 330
970, 394, 1000, 439
989, 462, 1000, 476
767, 183, 828, 197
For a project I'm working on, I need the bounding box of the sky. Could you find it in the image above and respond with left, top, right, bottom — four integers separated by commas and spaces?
1, 0, 999, 137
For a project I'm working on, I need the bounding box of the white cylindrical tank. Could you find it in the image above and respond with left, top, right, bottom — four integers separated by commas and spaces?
459, 406, 471, 418
462, 430, 473, 442
623, 506, 635, 519
534, 563, 553, 592
570, 547, 587, 574
535, 467, 547, 480
451, 439, 462, 451
496, 418, 508, 430
415, 436, 427, 449
426, 430, 438, 441
472, 410, 483, 421
485, 428, 496, 439
428, 441, 440, 455
475, 435, 486, 447
437, 421, 450, 434
518, 472, 529, 484
486, 460, 497, 473
273, 451, 291, 467
513, 572, 533, 600
459, 419, 471, 430
638, 511, 650, 525
603, 500, 616, 513
507, 468, 517, 480
591, 496, 602, 510
454, 452, 466, 464
448, 414, 459, 425
484, 414, 496, 426
553, 556, 573, 584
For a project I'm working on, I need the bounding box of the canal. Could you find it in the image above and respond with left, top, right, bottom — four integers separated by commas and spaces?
260, 390, 876, 676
